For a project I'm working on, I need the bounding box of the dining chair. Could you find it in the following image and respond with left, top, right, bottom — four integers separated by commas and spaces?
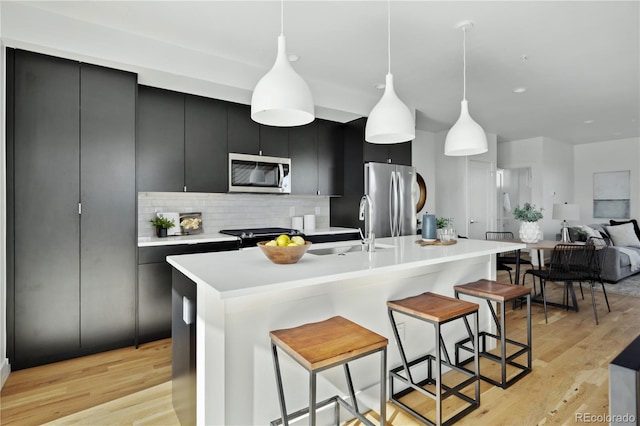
485, 231, 531, 284
522, 244, 595, 323
577, 237, 611, 324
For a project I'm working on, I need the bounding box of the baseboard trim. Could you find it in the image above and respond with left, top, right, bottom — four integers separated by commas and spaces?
0, 357, 11, 389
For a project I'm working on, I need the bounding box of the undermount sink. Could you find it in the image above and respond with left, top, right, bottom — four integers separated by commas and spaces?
307, 243, 394, 256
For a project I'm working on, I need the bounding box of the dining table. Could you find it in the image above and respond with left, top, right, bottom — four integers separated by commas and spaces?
506, 239, 584, 312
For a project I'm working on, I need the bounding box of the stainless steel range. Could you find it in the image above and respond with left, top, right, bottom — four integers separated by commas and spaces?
219, 227, 305, 248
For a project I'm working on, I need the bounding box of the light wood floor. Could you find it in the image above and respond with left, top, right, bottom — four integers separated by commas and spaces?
2, 272, 639, 425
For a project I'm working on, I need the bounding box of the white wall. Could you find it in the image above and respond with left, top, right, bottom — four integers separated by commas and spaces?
542, 137, 575, 238
411, 129, 437, 221
574, 137, 640, 225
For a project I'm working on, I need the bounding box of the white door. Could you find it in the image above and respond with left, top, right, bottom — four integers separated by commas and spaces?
467, 160, 494, 240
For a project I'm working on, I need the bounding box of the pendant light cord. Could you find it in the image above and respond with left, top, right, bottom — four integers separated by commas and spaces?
462, 26, 467, 101
280, 0, 284, 36
387, 0, 391, 74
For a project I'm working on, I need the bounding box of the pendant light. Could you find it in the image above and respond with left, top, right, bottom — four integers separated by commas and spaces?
251, 0, 314, 127
444, 21, 488, 156
365, 0, 415, 144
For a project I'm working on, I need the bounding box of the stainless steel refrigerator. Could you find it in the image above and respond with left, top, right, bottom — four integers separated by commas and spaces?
364, 162, 417, 238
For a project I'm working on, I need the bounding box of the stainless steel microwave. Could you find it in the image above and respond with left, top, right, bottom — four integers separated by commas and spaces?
228, 153, 291, 194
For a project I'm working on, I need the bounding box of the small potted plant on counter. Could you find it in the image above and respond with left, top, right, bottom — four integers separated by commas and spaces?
150, 216, 175, 238
513, 203, 543, 243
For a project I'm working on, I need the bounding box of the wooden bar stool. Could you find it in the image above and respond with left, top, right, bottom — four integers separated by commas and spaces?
387, 292, 480, 426
269, 316, 388, 426
454, 279, 532, 389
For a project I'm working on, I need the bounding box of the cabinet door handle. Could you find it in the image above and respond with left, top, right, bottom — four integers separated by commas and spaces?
78, 202, 82, 215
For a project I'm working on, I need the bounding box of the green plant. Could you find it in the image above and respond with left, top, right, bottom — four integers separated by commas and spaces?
150, 216, 175, 229
512, 203, 543, 222
436, 217, 453, 229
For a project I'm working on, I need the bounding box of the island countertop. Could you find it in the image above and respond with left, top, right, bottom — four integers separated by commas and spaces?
166, 236, 525, 299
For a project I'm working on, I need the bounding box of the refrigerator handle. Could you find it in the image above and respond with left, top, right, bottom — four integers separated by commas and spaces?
389, 172, 395, 236
397, 171, 404, 235
393, 171, 400, 236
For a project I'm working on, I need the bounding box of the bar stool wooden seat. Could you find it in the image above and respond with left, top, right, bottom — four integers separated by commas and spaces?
269, 316, 388, 426
454, 279, 532, 389
387, 292, 480, 426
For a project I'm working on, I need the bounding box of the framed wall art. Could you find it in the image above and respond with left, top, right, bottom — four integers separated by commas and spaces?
593, 170, 630, 219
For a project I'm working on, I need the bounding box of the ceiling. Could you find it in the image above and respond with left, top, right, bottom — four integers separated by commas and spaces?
19, 1, 640, 145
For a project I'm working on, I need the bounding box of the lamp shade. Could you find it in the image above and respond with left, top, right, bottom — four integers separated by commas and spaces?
251, 35, 314, 127
444, 100, 488, 156
552, 203, 580, 221
365, 73, 415, 144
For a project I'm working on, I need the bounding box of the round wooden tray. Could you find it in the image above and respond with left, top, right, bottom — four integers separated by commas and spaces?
415, 239, 457, 246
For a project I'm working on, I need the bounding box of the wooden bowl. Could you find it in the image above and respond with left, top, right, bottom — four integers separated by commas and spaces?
257, 241, 312, 264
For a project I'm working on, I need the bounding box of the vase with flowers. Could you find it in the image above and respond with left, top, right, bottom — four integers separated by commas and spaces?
513, 203, 543, 243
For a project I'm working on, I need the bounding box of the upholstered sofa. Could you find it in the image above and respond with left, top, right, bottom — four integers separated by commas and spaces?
570, 220, 640, 283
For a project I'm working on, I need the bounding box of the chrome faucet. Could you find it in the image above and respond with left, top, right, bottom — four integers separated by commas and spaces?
359, 195, 375, 252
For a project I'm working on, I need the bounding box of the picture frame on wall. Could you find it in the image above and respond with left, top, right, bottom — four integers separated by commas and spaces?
593, 170, 630, 219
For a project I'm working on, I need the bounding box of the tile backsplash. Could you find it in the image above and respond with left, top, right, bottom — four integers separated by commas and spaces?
138, 192, 330, 238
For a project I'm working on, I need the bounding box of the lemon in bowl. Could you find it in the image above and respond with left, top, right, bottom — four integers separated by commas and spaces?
258, 235, 311, 264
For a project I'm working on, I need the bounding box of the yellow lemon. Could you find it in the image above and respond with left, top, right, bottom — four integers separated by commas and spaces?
265, 240, 277, 247
291, 236, 305, 245
287, 242, 299, 246
276, 234, 290, 247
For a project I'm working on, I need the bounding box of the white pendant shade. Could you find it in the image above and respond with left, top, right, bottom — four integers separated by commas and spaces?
251, 35, 314, 127
444, 99, 488, 156
365, 74, 415, 144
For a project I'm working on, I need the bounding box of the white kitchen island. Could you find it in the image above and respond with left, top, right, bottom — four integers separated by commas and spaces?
167, 235, 525, 425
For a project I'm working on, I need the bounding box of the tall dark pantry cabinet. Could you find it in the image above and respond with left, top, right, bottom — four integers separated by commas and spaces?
6, 49, 137, 370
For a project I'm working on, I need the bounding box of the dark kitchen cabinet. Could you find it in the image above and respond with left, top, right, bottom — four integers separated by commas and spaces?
289, 121, 319, 195
288, 119, 343, 196
227, 102, 289, 157
7, 49, 136, 369
137, 87, 229, 193
227, 102, 260, 155
318, 120, 344, 196
137, 86, 185, 192
185, 94, 228, 193
364, 140, 412, 166
79, 62, 137, 349
137, 241, 239, 344
259, 125, 289, 157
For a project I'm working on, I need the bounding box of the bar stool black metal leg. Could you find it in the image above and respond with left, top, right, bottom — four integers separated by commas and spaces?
380, 348, 387, 426
435, 322, 443, 426
343, 363, 359, 413
272, 343, 289, 426
309, 372, 316, 426
500, 300, 507, 386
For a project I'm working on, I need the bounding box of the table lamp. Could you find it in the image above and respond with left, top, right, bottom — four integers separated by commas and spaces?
552, 203, 580, 243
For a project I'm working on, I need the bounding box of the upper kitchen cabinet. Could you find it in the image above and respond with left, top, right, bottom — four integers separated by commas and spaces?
137, 86, 185, 192
318, 120, 344, 196
7, 49, 136, 369
259, 125, 289, 157
228, 102, 289, 157
289, 119, 344, 196
137, 87, 228, 193
227, 102, 260, 155
289, 121, 318, 195
363, 139, 412, 166
185, 94, 228, 193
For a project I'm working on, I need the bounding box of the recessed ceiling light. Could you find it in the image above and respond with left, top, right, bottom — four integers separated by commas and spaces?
583, 120, 594, 124
520, 54, 529, 62
374, 83, 386, 89
513, 87, 527, 93
287, 53, 299, 62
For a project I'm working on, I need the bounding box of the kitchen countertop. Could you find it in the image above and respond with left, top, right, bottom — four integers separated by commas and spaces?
137, 227, 359, 247
167, 235, 525, 299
